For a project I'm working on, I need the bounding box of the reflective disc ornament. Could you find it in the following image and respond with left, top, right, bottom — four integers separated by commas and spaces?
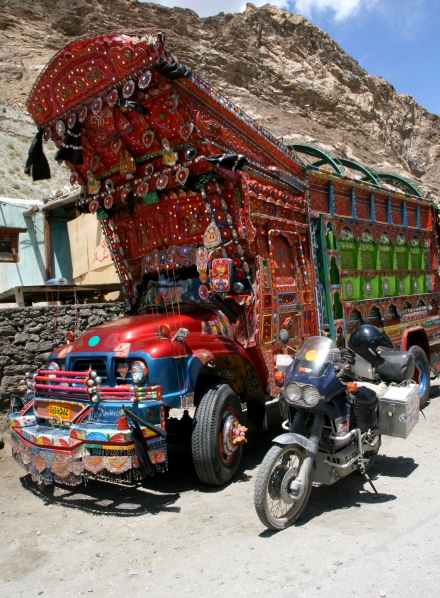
107, 89, 118, 106
91, 97, 102, 114
67, 114, 76, 129
122, 80, 135, 98
70, 173, 78, 186
137, 182, 148, 196
105, 179, 114, 193
89, 199, 100, 214
78, 105, 87, 122
111, 139, 122, 154
56, 120, 65, 136
199, 285, 209, 300
144, 164, 154, 177
43, 126, 51, 142
142, 130, 155, 149
167, 94, 179, 112
176, 167, 189, 186
156, 174, 168, 190
185, 148, 197, 160
139, 71, 152, 89
121, 188, 130, 201
104, 195, 114, 209
180, 123, 194, 141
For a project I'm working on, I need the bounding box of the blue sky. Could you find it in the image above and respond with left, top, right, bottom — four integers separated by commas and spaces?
145, 0, 440, 115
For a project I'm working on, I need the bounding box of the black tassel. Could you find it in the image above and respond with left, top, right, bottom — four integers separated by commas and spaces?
24, 128, 51, 181
117, 98, 151, 115
55, 120, 83, 165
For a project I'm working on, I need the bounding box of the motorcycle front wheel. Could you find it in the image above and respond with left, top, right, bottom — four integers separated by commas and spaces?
254, 444, 312, 531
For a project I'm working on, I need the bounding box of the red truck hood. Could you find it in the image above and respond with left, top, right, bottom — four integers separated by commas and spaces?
56, 307, 221, 356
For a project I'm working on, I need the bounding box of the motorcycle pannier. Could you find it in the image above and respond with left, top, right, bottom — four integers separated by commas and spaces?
351, 387, 378, 432
378, 383, 419, 439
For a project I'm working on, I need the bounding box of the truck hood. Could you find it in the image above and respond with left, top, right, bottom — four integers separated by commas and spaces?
53, 307, 221, 356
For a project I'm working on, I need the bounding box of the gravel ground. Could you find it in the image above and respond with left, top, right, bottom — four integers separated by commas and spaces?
0, 385, 439, 598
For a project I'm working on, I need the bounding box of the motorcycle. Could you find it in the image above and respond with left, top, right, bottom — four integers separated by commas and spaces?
254, 325, 421, 530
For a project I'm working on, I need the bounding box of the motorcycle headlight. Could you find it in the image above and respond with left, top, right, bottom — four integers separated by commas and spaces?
131, 360, 148, 384
285, 382, 302, 404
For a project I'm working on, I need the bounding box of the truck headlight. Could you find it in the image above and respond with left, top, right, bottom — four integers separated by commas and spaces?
131, 361, 148, 384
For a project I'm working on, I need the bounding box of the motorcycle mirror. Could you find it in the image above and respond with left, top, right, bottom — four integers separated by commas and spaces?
279, 329, 289, 344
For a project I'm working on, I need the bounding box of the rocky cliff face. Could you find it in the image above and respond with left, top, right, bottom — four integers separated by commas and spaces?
0, 0, 439, 197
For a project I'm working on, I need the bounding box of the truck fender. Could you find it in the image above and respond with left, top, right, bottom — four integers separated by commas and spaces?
400, 327, 430, 361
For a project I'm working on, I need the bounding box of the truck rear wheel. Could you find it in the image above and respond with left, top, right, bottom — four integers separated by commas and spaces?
408, 345, 430, 409
192, 384, 245, 486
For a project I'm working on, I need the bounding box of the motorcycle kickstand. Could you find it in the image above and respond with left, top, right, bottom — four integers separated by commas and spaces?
358, 463, 386, 499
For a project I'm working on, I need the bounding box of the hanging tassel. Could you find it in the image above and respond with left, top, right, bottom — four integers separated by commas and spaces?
55, 119, 83, 165
24, 128, 51, 181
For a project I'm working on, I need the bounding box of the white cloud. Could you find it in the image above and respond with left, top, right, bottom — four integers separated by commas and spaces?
143, 0, 377, 21
293, 0, 376, 21
141, 0, 287, 19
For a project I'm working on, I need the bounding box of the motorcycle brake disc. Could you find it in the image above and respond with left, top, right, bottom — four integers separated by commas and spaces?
268, 465, 286, 500
280, 468, 300, 504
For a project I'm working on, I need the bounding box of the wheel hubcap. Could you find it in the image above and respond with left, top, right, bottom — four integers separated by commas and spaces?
222, 412, 247, 458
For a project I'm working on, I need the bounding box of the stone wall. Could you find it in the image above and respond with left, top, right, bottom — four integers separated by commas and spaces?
0, 303, 124, 410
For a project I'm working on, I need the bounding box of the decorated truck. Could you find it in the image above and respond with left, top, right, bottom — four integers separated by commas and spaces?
11, 28, 438, 489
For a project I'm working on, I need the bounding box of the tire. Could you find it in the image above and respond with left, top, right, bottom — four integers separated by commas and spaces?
254, 444, 312, 531
408, 345, 430, 409
192, 384, 244, 486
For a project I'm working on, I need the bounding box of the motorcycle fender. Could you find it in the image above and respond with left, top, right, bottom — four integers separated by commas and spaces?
272, 433, 319, 456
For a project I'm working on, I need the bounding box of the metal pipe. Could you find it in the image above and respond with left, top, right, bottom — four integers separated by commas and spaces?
289, 410, 304, 434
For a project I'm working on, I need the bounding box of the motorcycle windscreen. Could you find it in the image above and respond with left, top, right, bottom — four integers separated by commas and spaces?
290, 336, 335, 378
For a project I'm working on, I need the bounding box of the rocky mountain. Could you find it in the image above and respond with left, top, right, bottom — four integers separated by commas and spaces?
0, 0, 439, 199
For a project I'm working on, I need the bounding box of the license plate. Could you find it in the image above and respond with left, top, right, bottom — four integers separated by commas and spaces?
48, 405, 72, 420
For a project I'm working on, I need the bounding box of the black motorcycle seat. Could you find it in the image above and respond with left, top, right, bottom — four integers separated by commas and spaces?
376, 350, 415, 383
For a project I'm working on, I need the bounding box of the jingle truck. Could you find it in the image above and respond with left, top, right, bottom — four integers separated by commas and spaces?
11, 28, 438, 488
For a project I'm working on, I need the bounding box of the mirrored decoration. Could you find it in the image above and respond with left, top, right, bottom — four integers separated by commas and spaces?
92, 97, 102, 114
107, 89, 118, 106
43, 126, 52, 142
185, 148, 197, 160
104, 195, 114, 209
67, 113, 76, 129
138, 71, 152, 89
105, 179, 114, 193
144, 164, 154, 177
56, 120, 66, 136
122, 80, 135, 98
78, 105, 87, 122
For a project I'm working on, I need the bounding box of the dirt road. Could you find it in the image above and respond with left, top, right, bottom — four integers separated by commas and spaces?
1, 388, 439, 598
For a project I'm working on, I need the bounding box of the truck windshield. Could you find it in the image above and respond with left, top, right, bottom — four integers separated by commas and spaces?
138, 267, 209, 310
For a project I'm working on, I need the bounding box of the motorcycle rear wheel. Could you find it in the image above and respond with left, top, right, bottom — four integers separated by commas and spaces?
254, 444, 312, 531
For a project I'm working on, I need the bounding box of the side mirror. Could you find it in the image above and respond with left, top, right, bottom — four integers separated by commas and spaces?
172, 327, 190, 342
279, 329, 289, 344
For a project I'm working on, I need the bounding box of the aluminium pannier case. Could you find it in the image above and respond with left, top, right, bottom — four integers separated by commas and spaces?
378, 383, 420, 439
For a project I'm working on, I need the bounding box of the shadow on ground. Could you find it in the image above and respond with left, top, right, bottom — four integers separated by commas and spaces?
19, 389, 430, 519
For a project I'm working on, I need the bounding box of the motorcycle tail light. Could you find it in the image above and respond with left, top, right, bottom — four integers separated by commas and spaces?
347, 382, 358, 391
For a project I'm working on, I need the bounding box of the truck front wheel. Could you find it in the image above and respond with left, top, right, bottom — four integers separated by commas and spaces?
192, 384, 246, 486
